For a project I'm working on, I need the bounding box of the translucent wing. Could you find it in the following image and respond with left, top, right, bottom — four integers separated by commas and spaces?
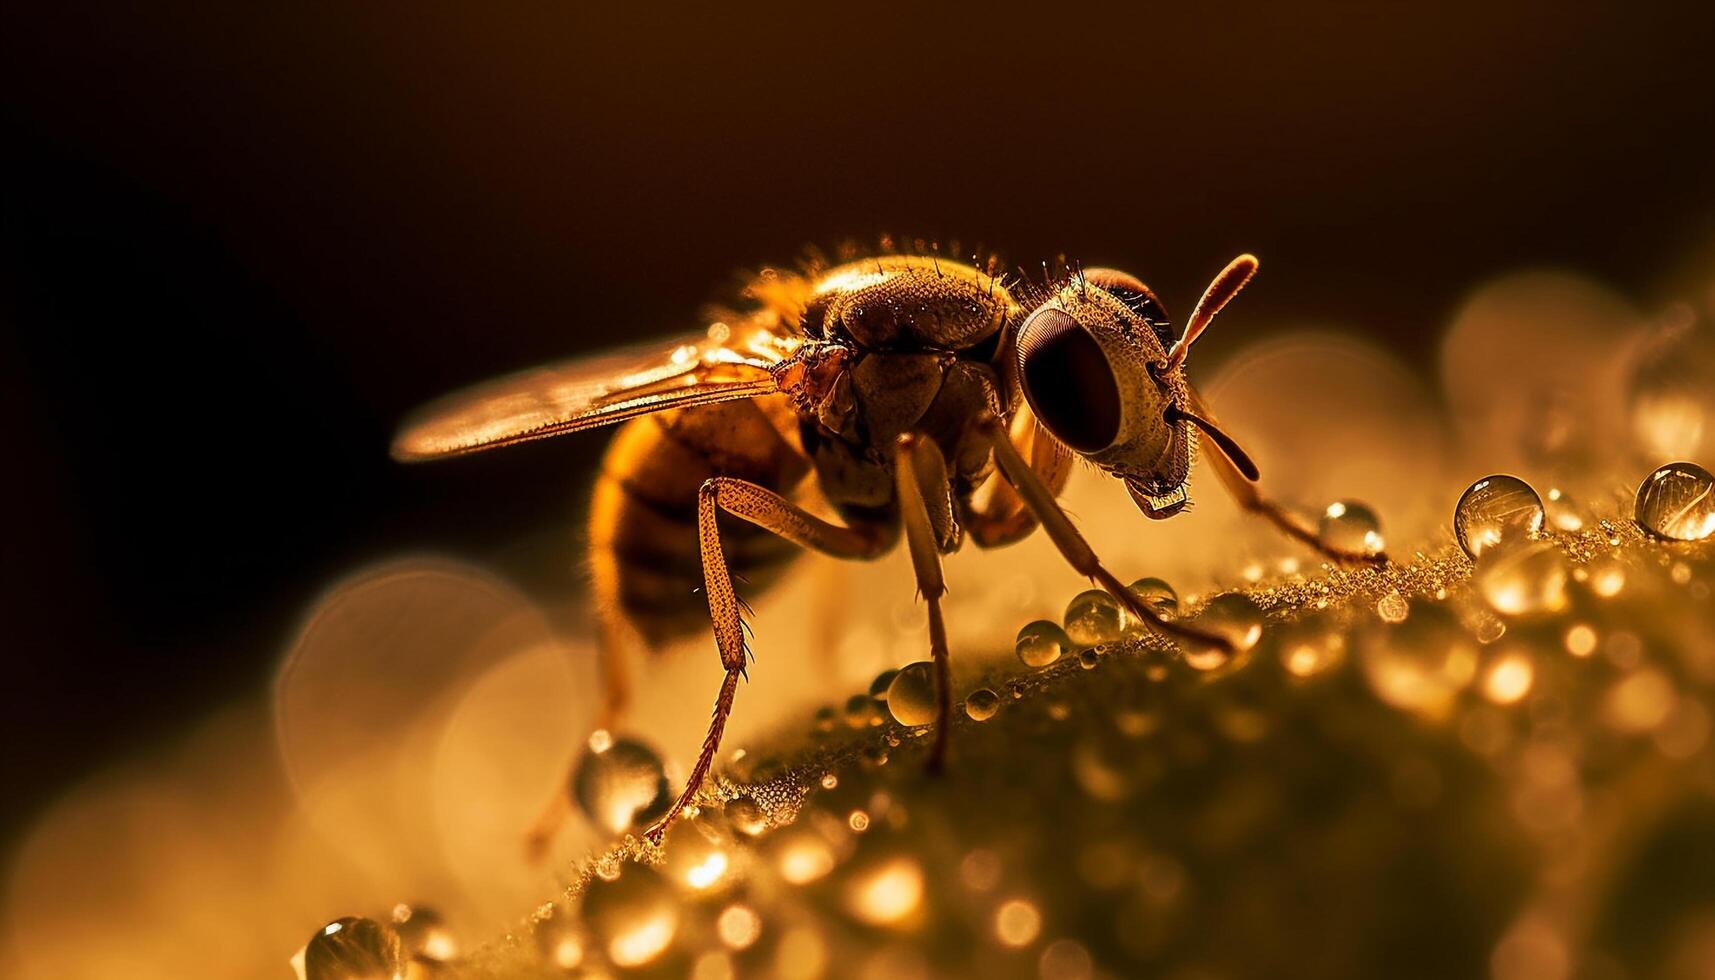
392, 322, 798, 461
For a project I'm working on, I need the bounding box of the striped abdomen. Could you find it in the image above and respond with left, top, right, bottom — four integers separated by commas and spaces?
587, 394, 811, 648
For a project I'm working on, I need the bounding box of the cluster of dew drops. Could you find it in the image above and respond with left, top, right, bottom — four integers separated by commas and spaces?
295, 458, 1712, 979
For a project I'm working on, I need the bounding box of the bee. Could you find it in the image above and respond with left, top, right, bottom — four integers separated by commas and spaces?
393, 250, 1385, 846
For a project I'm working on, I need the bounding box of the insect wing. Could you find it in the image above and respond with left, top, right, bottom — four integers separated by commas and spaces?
392, 324, 796, 461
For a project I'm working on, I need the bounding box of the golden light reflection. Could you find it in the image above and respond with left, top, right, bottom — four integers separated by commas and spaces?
845, 857, 925, 927
1482, 651, 1536, 705
717, 904, 762, 950
994, 898, 1042, 947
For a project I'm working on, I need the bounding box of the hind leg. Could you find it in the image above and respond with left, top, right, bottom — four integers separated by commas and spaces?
643, 477, 893, 843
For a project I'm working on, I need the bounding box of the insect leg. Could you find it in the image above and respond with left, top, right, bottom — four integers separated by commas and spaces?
644, 477, 893, 843
974, 413, 1236, 653
967, 408, 1073, 548
1187, 386, 1389, 567
894, 433, 956, 770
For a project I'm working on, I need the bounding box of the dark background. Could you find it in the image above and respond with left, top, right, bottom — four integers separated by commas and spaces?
3, 3, 1713, 845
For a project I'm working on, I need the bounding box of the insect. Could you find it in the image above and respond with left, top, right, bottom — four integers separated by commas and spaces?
393, 249, 1386, 846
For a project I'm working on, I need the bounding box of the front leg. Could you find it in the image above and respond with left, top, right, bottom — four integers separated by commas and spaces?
966, 407, 1074, 548
1187, 386, 1388, 567
974, 413, 1235, 653
893, 433, 957, 770
643, 478, 893, 843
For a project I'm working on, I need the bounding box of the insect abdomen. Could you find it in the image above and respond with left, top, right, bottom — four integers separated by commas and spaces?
588, 394, 811, 648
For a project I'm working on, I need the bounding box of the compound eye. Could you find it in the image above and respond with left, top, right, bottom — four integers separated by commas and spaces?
1016, 307, 1121, 453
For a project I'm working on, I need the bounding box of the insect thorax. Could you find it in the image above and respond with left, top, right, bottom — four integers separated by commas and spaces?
771, 256, 1020, 517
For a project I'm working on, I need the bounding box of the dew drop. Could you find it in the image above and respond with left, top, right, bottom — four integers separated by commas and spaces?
868, 669, 899, 701
963, 688, 1000, 721
1633, 461, 1715, 541
1454, 475, 1545, 559
1182, 594, 1265, 670
1359, 602, 1479, 718
304, 917, 404, 980
1543, 487, 1585, 531
391, 903, 458, 965
885, 662, 938, 726
582, 867, 679, 968
531, 904, 585, 971
1126, 577, 1179, 618
1078, 648, 1100, 670
573, 735, 672, 835
843, 693, 882, 728
1317, 500, 1386, 557
660, 817, 734, 893
1476, 541, 1569, 617
1063, 590, 1125, 646
725, 795, 768, 837
1585, 555, 1627, 597
1376, 590, 1410, 624
1014, 620, 1070, 668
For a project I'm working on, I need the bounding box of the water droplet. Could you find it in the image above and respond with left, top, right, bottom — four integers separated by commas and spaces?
1585, 556, 1627, 597
1318, 500, 1386, 557
304, 917, 404, 980
1477, 541, 1569, 616
1077, 647, 1101, 669
1182, 594, 1264, 670
885, 662, 937, 726
661, 817, 734, 893
812, 704, 839, 732
573, 735, 671, 835
1376, 590, 1410, 623
843, 693, 882, 728
1014, 620, 1070, 668
1543, 487, 1585, 531
1634, 461, 1715, 540
1278, 619, 1345, 678
391, 904, 457, 964
963, 688, 1000, 721
1454, 475, 1545, 558
1359, 602, 1479, 718
582, 867, 679, 968
725, 795, 768, 837
531, 904, 585, 970
773, 825, 839, 884
1126, 577, 1179, 618
1063, 590, 1125, 646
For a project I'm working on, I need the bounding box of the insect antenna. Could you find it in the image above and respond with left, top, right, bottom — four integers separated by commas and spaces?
1165, 253, 1259, 369
1165, 405, 1261, 481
